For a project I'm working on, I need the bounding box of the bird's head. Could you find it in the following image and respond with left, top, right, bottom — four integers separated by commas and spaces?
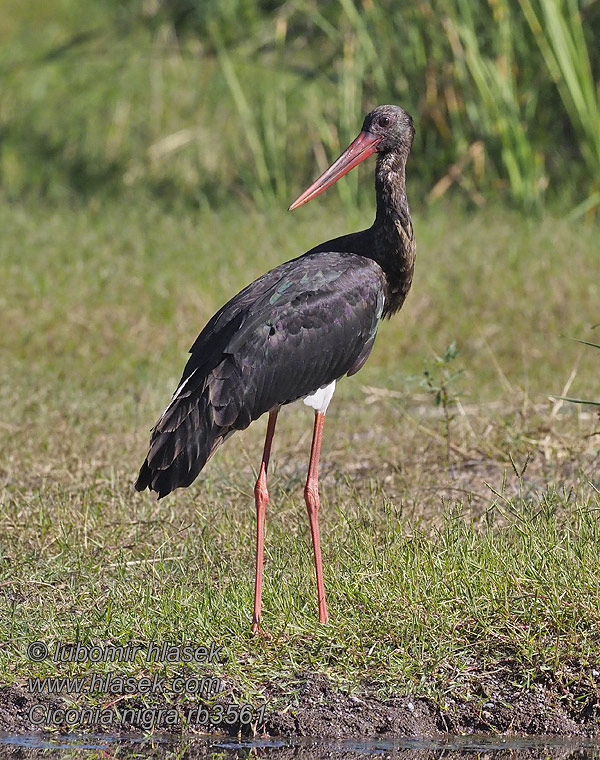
289, 104, 414, 211
361, 105, 414, 156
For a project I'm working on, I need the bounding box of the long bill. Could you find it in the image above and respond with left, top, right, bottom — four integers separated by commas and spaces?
288, 130, 381, 211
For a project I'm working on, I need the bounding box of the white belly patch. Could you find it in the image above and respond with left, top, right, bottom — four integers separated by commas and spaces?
303, 380, 337, 413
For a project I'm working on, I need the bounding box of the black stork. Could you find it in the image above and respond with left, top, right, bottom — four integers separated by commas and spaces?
136, 104, 416, 632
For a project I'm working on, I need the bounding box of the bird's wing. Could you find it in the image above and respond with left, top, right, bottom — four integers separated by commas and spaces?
179, 251, 384, 419
137, 251, 385, 496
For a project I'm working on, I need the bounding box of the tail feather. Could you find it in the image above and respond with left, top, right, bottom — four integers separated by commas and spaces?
135, 396, 223, 498
135, 356, 250, 498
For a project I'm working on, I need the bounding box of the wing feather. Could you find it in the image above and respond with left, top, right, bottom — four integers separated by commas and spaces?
136, 251, 386, 497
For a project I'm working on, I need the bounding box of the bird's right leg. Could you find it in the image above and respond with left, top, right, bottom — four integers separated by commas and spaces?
251, 408, 279, 635
304, 411, 329, 624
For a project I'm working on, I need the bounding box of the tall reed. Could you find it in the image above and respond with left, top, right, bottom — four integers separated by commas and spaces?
1, 0, 597, 210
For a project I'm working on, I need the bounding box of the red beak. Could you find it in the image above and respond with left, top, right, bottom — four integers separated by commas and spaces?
288, 131, 381, 211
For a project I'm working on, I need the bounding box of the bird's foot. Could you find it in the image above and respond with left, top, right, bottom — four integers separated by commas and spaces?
250, 621, 272, 639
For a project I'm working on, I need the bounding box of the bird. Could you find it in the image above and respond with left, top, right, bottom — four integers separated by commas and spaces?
136, 104, 416, 633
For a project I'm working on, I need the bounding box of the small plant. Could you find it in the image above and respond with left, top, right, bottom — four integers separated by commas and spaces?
557, 335, 600, 409
421, 342, 465, 465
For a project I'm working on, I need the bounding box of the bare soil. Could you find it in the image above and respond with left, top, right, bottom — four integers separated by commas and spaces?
1, 670, 598, 738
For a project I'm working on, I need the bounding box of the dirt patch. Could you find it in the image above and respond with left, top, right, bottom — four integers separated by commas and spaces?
1, 672, 598, 738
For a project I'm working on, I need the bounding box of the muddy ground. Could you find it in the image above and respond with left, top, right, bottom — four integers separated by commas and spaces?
1, 671, 598, 739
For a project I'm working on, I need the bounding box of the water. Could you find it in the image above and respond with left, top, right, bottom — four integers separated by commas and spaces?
1, 733, 600, 759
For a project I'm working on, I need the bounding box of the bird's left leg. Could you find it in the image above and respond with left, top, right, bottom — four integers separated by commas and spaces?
304, 411, 329, 624
251, 408, 279, 635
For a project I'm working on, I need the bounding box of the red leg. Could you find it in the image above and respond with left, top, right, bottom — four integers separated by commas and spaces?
251, 408, 279, 634
304, 411, 329, 624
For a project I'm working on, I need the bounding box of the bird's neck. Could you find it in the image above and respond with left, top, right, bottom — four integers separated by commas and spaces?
370, 150, 416, 316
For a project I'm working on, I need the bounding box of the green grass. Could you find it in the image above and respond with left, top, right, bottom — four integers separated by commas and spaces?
1, 196, 599, 708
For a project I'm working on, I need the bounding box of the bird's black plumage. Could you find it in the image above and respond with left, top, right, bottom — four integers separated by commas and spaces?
136, 104, 416, 500
136, 251, 386, 497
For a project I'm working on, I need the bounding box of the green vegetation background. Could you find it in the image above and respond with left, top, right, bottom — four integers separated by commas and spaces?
1, 0, 599, 211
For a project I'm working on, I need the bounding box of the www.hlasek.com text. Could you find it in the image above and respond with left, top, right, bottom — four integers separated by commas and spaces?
28, 673, 223, 696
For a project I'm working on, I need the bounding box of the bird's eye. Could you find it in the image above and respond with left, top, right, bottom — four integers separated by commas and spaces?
378, 115, 391, 128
